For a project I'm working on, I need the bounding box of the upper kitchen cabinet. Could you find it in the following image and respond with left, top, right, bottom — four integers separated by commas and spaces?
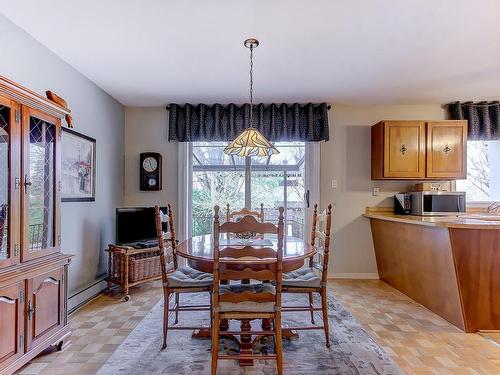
371, 120, 467, 180
426, 121, 467, 179
372, 121, 426, 179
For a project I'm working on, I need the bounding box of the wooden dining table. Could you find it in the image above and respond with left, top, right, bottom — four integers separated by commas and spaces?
176, 234, 316, 366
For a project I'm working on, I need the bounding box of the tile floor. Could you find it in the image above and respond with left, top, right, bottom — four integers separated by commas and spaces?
15, 280, 500, 375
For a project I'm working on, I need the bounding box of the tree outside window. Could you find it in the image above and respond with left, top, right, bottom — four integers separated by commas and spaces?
457, 141, 500, 202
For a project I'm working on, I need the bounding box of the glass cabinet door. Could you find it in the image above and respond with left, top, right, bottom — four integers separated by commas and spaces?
22, 108, 60, 261
0, 96, 20, 269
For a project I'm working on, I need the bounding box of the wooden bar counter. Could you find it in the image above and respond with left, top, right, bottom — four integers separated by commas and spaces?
365, 208, 500, 332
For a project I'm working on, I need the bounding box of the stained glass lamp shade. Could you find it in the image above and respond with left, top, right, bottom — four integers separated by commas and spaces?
224, 127, 279, 157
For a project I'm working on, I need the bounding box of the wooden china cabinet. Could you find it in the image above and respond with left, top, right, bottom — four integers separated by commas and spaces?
0, 76, 72, 375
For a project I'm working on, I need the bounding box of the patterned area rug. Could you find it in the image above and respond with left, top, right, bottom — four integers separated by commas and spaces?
97, 292, 402, 375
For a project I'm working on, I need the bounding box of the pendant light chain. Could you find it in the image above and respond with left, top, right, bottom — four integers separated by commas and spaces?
223, 38, 279, 157
249, 44, 254, 128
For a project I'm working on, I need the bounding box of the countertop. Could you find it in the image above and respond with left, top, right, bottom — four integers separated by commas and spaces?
364, 209, 500, 229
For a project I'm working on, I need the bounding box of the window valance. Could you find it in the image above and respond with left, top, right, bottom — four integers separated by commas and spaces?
448, 101, 500, 140
168, 103, 330, 142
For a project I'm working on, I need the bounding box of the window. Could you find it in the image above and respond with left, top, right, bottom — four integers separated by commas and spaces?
191, 141, 306, 238
456, 141, 500, 202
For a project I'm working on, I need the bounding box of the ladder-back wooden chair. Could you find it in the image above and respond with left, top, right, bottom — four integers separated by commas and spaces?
226, 203, 265, 239
211, 205, 284, 375
226, 203, 265, 223
282, 203, 332, 347
154, 205, 213, 350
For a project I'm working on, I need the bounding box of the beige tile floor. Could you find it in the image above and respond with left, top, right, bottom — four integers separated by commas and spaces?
15, 280, 500, 375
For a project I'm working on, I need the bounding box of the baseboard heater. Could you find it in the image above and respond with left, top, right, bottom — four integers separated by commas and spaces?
68, 275, 108, 314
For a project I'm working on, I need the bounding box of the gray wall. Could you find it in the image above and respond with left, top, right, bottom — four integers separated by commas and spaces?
124, 105, 447, 278
321, 105, 446, 278
0, 15, 124, 295
123, 107, 178, 213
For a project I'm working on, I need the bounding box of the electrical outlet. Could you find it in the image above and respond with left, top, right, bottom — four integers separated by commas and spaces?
331, 179, 338, 189
372, 187, 380, 196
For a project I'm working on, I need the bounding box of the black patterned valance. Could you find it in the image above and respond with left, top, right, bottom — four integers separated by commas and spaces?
448, 101, 500, 140
168, 103, 330, 142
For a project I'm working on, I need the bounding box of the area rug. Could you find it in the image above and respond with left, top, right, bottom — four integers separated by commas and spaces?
97, 292, 403, 375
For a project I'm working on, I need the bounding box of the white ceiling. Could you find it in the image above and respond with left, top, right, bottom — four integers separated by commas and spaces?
2, 0, 500, 106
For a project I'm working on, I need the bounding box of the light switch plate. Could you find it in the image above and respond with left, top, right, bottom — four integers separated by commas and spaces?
331, 179, 338, 189
372, 187, 380, 196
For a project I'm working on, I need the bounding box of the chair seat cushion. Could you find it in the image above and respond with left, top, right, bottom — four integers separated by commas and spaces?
282, 268, 322, 288
167, 267, 213, 288
219, 283, 275, 312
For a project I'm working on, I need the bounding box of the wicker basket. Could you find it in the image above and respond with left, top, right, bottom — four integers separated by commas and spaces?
128, 251, 162, 283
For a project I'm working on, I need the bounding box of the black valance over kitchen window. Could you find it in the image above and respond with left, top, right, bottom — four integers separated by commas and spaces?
168, 103, 330, 142
448, 101, 500, 140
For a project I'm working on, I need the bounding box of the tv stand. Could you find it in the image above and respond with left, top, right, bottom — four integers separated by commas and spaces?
106, 244, 162, 301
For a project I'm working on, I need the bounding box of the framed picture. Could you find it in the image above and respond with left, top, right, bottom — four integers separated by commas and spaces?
61, 128, 96, 202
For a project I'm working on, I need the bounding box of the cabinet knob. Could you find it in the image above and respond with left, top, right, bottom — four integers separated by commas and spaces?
443, 144, 451, 154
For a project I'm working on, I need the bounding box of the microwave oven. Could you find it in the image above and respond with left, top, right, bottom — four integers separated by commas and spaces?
409, 191, 466, 216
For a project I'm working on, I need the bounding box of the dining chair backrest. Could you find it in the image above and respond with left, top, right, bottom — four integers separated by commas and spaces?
226, 203, 265, 223
213, 205, 284, 306
310, 203, 333, 284
155, 204, 177, 285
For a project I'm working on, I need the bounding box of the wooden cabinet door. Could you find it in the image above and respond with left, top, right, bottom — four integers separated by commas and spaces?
0, 282, 25, 370
21, 107, 61, 262
26, 268, 64, 350
426, 121, 467, 179
384, 121, 426, 178
0, 95, 21, 269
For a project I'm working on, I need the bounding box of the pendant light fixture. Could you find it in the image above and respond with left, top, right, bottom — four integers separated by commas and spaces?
224, 38, 279, 157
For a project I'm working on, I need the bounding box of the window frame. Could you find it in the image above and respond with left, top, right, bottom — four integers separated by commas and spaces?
455, 139, 500, 207
179, 141, 320, 240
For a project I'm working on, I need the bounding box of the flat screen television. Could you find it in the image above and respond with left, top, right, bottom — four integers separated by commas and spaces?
115, 207, 166, 245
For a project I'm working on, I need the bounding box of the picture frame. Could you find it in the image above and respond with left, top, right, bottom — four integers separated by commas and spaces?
61, 128, 96, 202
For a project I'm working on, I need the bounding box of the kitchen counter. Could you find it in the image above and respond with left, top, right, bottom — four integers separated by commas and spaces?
366, 207, 500, 332
363, 209, 500, 229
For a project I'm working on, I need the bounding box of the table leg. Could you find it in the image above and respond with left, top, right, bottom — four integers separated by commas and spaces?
261, 318, 272, 330
192, 327, 211, 338
282, 325, 299, 340
239, 319, 254, 366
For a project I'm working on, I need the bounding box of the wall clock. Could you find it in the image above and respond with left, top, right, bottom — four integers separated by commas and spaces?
140, 152, 162, 191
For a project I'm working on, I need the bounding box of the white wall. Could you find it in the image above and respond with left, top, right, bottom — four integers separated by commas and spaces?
123, 107, 178, 213
321, 105, 447, 278
124, 105, 448, 278
0, 15, 124, 298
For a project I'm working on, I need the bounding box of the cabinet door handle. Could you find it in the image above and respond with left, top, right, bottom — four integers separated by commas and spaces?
24, 174, 32, 194
400, 144, 408, 155
27, 300, 35, 320
443, 144, 451, 154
